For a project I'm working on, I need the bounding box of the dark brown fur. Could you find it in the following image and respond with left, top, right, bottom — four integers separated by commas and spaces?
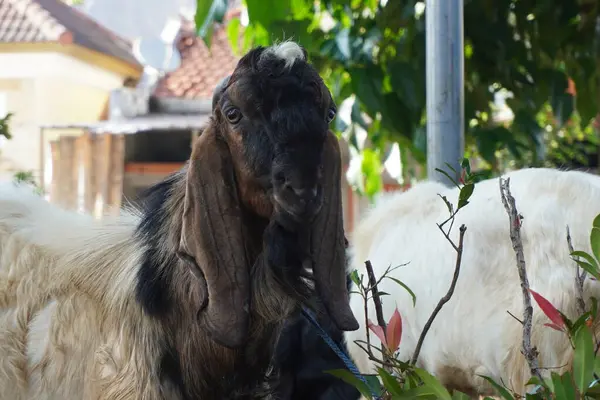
134, 43, 358, 399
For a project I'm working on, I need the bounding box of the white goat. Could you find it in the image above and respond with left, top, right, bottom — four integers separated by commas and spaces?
345, 167, 600, 397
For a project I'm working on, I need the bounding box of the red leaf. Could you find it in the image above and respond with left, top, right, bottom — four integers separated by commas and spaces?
543, 323, 564, 332
529, 288, 565, 328
368, 319, 386, 345
386, 308, 403, 352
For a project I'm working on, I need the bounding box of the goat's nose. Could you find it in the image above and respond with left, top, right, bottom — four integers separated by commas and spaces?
289, 185, 318, 198
285, 183, 318, 200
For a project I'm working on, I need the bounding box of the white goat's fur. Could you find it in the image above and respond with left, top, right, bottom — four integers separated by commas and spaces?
261, 40, 305, 70
345, 167, 600, 396
0, 182, 171, 399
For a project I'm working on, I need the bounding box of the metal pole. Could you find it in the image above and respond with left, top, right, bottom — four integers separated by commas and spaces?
426, 0, 465, 186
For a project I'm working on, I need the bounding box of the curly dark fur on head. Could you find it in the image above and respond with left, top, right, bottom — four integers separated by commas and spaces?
132, 41, 358, 399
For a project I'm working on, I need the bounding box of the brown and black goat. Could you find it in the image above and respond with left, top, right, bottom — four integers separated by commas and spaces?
0, 40, 358, 400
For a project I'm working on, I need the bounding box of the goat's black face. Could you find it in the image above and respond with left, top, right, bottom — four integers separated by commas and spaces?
212, 42, 337, 227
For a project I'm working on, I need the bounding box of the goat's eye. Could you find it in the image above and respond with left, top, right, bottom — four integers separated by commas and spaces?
326, 108, 336, 124
225, 108, 242, 124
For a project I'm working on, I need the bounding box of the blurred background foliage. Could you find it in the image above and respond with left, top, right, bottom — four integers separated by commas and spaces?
197, 0, 600, 197
0, 113, 41, 192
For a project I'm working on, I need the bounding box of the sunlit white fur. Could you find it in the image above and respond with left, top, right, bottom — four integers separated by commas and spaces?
346, 167, 600, 397
262, 40, 305, 70
0, 182, 170, 399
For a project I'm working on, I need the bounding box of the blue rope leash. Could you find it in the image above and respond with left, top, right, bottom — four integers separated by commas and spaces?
301, 306, 381, 399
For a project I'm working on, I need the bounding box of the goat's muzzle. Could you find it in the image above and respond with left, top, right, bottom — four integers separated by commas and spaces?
272, 167, 323, 230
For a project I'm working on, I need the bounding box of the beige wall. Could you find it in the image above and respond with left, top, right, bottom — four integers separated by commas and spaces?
0, 50, 133, 186
0, 78, 36, 182
0, 77, 109, 184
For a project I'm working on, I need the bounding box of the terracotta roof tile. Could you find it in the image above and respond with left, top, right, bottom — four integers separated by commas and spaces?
0, 0, 140, 67
152, 19, 241, 100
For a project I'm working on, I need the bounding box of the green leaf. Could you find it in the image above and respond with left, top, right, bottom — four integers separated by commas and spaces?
226, 17, 241, 55
350, 270, 361, 288
388, 61, 420, 111
593, 214, 600, 229
0, 113, 12, 139
377, 368, 403, 396
361, 148, 383, 199
386, 276, 417, 306
477, 375, 514, 400
574, 259, 600, 280
364, 374, 383, 397
452, 391, 471, 400
413, 368, 452, 400
392, 385, 441, 399
195, 0, 228, 45
461, 158, 472, 176
457, 199, 469, 210
459, 183, 475, 203
551, 371, 576, 400
591, 227, 600, 265
325, 369, 373, 400
571, 312, 593, 334
573, 325, 595, 392
349, 65, 384, 115
245, 0, 290, 31
571, 251, 599, 270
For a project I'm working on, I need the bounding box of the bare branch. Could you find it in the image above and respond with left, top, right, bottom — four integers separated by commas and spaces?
506, 310, 524, 325
365, 260, 393, 372
499, 177, 542, 382
410, 224, 467, 366
366, 260, 387, 331
567, 225, 587, 315
436, 223, 459, 252
360, 281, 373, 355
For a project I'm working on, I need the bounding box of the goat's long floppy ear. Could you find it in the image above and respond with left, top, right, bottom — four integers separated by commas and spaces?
310, 132, 359, 332
178, 123, 250, 348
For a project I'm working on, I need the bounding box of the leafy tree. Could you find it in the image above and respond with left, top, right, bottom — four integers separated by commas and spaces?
196, 0, 600, 195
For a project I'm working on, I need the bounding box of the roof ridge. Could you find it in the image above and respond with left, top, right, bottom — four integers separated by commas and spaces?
56, 0, 133, 47
153, 19, 242, 100
5, 0, 66, 41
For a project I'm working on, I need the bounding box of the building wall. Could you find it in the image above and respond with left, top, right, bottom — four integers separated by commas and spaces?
0, 51, 129, 184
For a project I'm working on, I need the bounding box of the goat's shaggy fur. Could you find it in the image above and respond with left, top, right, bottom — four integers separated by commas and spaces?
0, 177, 282, 399
345, 167, 600, 397
0, 41, 358, 399
260, 40, 306, 70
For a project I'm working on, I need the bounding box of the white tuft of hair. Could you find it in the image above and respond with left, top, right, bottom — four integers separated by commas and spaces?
262, 40, 305, 70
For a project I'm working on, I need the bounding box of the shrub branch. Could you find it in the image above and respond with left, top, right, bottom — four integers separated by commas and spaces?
410, 224, 467, 366
499, 177, 542, 382
567, 225, 587, 315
